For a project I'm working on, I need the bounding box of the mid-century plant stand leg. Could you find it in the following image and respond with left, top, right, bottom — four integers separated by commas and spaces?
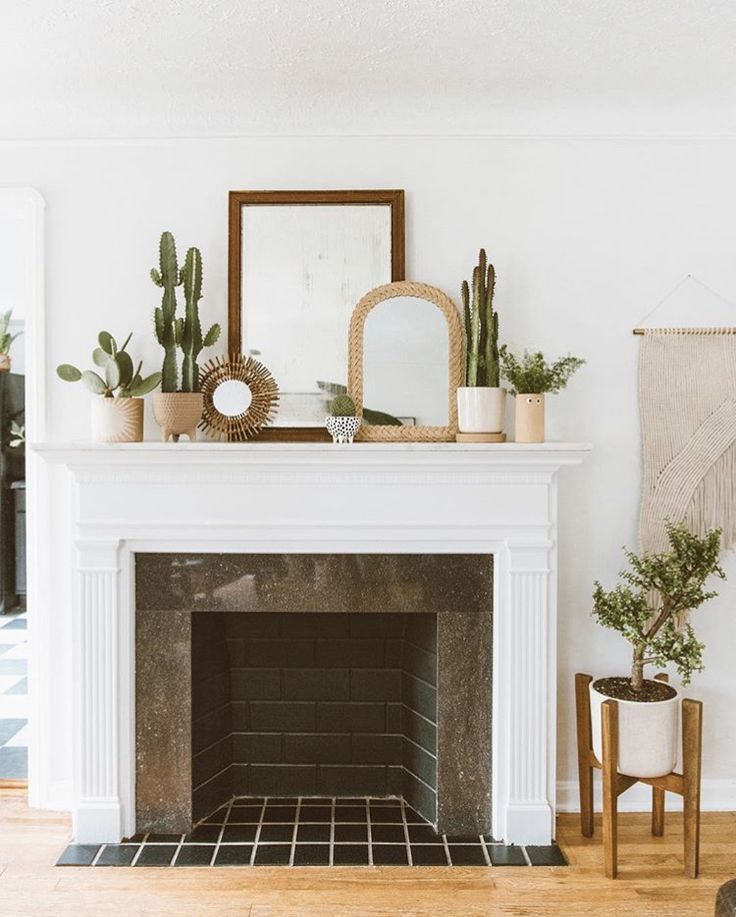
574, 672, 703, 879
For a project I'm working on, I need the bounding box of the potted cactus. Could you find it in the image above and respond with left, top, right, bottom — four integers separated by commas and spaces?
457, 249, 505, 438
0, 309, 22, 373
325, 394, 361, 443
499, 348, 585, 442
590, 523, 724, 777
151, 231, 221, 441
57, 332, 161, 442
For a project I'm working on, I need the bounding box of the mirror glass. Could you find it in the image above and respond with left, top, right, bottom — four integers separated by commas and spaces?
241, 204, 392, 426
362, 296, 449, 427
213, 379, 252, 417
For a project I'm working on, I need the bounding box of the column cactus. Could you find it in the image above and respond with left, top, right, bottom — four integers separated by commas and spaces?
461, 248, 499, 387
151, 231, 182, 393
180, 246, 221, 392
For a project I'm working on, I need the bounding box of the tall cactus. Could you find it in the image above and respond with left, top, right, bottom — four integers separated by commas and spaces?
180, 246, 221, 392
461, 248, 499, 387
151, 231, 181, 393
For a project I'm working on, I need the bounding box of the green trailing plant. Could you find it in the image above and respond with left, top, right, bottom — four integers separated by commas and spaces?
0, 309, 22, 355
329, 394, 357, 417
151, 232, 221, 393
8, 420, 24, 448
593, 523, 725, 694
499, 347, 585, 395
151, 231, 182, 393
461, 249, 499, 387
57, 332, 162, 397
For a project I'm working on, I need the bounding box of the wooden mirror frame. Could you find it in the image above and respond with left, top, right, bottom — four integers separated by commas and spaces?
228, 189, 405, 441
347, 281, 464, 442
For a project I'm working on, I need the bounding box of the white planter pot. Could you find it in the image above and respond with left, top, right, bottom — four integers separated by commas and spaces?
590, 680, 680, 778
325, 415, 361, 444
90, 397, 144, 443
456, 387, 506, 433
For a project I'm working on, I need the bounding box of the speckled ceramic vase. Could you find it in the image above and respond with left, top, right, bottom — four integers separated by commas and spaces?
325, 415, 361, 444
153, 392, 203, 442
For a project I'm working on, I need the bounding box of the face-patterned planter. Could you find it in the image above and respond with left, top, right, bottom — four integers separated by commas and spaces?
325, 415, 361, 444
515, 393, 545, 443
90, 397, 144, 443
153, 392, 203, 442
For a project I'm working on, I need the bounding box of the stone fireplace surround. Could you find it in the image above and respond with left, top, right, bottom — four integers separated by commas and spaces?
38, 441, 589, 846
134, 554, 492, 836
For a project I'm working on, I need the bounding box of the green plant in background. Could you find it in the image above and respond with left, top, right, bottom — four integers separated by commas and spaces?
0, 309, 22, 355
57, 332, 162, 397
180, 246, 221, 392
329, 394, 357, 416
593, 523, 724, 692
151, 232, 221, 393
8, 420, 24, 448
461, 249, 499, 386
151, 231, 182, 393
499, 347, 585, 394
317, 380, 402, 426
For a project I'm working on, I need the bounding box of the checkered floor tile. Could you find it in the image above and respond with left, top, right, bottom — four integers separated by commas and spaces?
57, 796, 567, 868
0, 612, 28, 781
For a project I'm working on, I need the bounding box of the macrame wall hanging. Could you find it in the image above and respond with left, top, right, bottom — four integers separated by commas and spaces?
635, 276, 736, 553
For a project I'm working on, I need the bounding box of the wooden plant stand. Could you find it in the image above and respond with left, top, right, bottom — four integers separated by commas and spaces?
575, 672, 703, 879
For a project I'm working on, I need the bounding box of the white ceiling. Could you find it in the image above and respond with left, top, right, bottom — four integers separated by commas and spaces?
2, 0, 736, 139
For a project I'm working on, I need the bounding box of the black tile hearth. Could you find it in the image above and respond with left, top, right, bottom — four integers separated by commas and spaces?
57, 795, 567, 870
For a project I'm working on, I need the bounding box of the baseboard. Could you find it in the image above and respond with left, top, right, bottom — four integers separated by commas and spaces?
557, 778, 736, 813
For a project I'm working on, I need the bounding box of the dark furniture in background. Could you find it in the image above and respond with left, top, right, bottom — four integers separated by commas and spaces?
717, 880, 736, 917
0, 372, 25, 613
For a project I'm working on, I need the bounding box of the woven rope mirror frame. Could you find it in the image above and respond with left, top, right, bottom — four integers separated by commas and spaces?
347, 281, 464, 442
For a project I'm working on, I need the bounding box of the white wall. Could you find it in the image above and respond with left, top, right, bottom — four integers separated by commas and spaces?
2, 135, 735, 811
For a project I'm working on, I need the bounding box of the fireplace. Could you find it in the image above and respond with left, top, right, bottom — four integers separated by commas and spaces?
38, 441, 589, 844
134, 554, 492, 835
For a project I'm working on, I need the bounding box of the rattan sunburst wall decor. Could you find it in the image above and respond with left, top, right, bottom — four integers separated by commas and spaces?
199, 354, 279, 440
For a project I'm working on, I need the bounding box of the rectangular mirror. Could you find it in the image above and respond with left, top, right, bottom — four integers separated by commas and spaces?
228, 190, 404, 439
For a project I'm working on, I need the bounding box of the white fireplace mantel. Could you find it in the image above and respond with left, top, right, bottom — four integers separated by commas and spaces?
37, 441, 590, 845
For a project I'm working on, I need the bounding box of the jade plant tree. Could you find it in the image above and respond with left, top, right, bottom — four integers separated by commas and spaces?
151, 231, 221, 393
593, 522, 725, 697
57, 331, 161, 397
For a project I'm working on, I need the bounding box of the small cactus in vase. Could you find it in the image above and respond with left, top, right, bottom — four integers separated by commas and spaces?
457, 249, 506, 437
150, 232, 221, 441
56, 332, 162, 443
325, 394, 361, 443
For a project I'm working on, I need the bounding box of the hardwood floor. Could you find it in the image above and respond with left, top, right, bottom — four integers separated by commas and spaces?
0, 790, 733, 916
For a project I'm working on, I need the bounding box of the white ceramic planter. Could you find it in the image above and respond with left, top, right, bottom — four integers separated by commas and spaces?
456, 387, 506, 433
515, 393, 545, 443
90, 397, 144, 443
590, 680, 680, 778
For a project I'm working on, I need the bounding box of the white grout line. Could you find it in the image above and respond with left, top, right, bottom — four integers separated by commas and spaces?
209, 797, 236, 867
288, 798, 301, 866
249, 796, 268, 866
441, 833, 452, 867
365, 797, 373, 867
399, 798, 413, 866
479, 835, 492, 866
170, 834, 186, 866
90, 845, 105, 866
329, 796, 335, 867
521, 845, 533, 866
129, 833, 149, 867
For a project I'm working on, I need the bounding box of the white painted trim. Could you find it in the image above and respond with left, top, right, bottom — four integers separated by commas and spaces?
37, 443, 589, 844
557, 779, 736, 814
0, 188, 46, 808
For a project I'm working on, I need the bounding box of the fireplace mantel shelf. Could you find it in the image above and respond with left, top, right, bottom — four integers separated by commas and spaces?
37, 439, 590, 848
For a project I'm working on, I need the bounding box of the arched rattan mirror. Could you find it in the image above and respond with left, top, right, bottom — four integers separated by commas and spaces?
347, 281, 463, 442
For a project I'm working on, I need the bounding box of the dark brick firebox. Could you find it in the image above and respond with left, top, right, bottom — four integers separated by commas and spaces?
135, 555, 492, 837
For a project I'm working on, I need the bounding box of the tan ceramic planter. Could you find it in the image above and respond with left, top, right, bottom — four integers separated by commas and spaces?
90, 397, 144, 443
0, 354, 11, 373
153, 392, 203, 442
514, 393, 545, 443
